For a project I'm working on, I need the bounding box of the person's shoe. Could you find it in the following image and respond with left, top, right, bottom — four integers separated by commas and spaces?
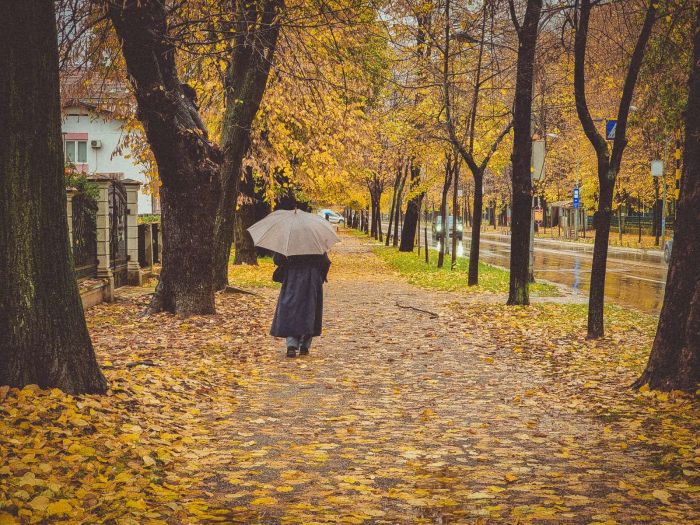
286, 347, 297, 358
299, 347, 309, 356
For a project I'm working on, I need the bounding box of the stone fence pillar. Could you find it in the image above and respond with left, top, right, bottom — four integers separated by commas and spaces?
122, 179, 143, 285
91, 179, 114, 301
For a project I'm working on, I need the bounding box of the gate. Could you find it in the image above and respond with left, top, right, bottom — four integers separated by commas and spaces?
109, 180, 128, 287
152, 223, 160, 263
72, 192, 98, 279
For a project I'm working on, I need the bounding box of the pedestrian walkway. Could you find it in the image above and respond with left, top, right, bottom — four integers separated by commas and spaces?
179, 234, 697, 523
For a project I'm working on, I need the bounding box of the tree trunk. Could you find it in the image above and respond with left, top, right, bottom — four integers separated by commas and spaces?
385, 172, 399, 246
0, 0, 107, 394
451, 160, 460, 269
425, 222, 430, 263
573, 0, 656, 337
233, 204, 258, 265
468, 172, 484, 285
232, 167, 259, 265
213, 0, 282, 289
635, 7, 700, 391
400, 163, 423, 252
507, 0, 542, 306
465, 188, 472, 227
373, 202, 378, 239
107, 0, 221, 316
437, 157, 453, 269
587, 174, 614, 338
392, 173, 405, 247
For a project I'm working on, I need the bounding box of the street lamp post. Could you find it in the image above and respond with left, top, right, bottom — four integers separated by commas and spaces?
651, 156, 667, 247
661, 178, 667, 246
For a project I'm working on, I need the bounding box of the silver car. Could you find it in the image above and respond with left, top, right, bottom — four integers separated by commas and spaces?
317, 209, 345, 225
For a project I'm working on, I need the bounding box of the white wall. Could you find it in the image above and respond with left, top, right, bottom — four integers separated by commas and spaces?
62, 107, 154, 214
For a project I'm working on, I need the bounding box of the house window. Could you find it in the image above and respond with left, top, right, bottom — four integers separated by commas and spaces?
65, 140, 87, 164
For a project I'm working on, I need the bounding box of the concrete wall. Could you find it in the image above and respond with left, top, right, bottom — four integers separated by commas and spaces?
62, 107, 155, 214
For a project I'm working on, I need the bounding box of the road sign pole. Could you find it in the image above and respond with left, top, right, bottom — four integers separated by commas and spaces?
572, 186, 580, 240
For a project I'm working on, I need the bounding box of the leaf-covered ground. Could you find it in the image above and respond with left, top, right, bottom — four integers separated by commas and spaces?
1, 233, 698, 524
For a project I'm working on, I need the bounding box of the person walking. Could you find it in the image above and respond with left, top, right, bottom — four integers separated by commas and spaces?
246, 208, 340, 358
270, 253, 331, 357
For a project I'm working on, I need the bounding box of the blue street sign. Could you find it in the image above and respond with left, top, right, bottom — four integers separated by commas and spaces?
573, 187, 580, 209
605, 119, 617, 141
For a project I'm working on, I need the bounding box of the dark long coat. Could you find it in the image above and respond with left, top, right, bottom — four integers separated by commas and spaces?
270, 253, 331, 338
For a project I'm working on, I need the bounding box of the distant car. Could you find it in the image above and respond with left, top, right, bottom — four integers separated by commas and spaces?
317, 209, 345, 226
664, 239, 673, 263
432, 215, 463, 241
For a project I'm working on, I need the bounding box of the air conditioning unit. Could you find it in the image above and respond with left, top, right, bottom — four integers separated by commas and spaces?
90, 139, 102, 149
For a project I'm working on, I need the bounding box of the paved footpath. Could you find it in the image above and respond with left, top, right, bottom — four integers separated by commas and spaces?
180, 234, 698, 524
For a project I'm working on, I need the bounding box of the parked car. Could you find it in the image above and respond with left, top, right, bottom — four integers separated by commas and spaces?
664, 239, 673, 263
432, 215, 463, 241
317, 209, 345, 225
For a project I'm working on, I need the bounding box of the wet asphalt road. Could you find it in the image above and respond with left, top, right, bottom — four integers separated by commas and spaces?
383, 224, 668, 315
468, 233, 667, 315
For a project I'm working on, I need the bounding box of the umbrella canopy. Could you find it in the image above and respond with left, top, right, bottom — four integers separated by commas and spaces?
247, 209, 341, 256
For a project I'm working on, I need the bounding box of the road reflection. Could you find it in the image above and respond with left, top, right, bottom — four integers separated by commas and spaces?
466, 236, 666, 315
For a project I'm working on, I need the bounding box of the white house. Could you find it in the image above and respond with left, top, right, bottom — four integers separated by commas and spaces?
61, 101, 157, 215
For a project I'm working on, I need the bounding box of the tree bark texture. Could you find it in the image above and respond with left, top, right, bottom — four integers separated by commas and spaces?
634, 6, 700, 392
587, 175, 614, 338
400, 162, 424, 252
573, 0, 656, 337
0, 0, 107, 394
107, 0, 221, 316
507, 0, 542, 306
468, 172, 484, 286
213, 0, 283, 289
